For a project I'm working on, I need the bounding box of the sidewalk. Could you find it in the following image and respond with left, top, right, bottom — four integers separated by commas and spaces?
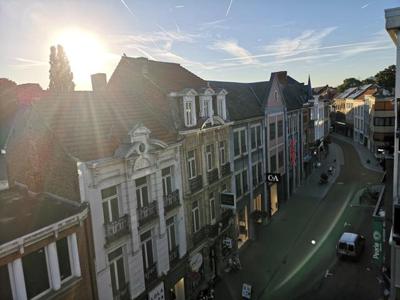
331, 133, 383, 173
214, 143, 344, 300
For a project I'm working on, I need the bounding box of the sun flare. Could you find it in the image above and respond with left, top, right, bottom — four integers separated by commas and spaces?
52, 28, 108, 89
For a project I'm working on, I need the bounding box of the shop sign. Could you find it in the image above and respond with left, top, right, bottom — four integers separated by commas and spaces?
221, 192, 236, 209
372, 216, 384, 265
148, 282, 165, 300
189, 253, 203, 272
242, 283, 252, 299
222, 237, 233, 249
266, 173, 280, 183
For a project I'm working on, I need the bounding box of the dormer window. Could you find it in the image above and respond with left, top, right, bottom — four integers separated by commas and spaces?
217, 95, 227, 120
183, 95, 196, 127
200, 95, 213, 118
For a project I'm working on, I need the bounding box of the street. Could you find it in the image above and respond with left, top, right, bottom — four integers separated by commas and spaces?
214, 137, 384, 300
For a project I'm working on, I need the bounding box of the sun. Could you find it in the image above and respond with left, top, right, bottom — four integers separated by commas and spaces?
52, 28, 107, 89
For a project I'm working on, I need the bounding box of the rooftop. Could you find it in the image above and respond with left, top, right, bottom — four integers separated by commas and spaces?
0, 187, 84, 245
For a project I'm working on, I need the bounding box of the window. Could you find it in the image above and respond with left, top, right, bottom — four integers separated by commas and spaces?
200, 95, 213, 118
162, 167, 173, 197
374, 117, 385, 126
235, 169, 248, 197
270, 123, 276, 140
108, 247, 127, 296
22, 248, 50, 299
192, 201, 201, 233
166, 217, 177, 251
141, 231, 154, 270
187, 150, 196, 179
233, 128, 247, 157
217, 95, 226, 119
206, 144, 214, 171
0, 265, 12, 300
136, 177, 149, 208
56, 237, 72, 282
101, 186, 119, 224
278, 151, 284, 169
257, 162, 263, 183
278, 120, 283, 137
184, 96, 196, 127
270, 154, 277, 172
209, 192, 216, 223
251, 125, 262, 150
219, 141, 226, 165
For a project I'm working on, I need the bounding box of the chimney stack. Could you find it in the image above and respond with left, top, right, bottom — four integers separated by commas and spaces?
91, 73, 107, 91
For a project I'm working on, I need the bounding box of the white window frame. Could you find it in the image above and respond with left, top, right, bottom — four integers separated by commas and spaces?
217, 95, 226, 119
250, 124, 262, 151
209, 193, 216, 224
187, 150, 196, 179
192, 201, 201, 233
219, 141, 226, 165
166, 216, 177, 252
233, 128, 247, 159
235, 168, 248, 197
108, 247, 127, 296
200, 95, 213, 118
101, 186, 119, 223
136, 177, 149, 208
162, 167, 173, 197
205, 144, 214, 171
184, 96, 196, 127
56, 237, 74, 284
141, 231, 155, 269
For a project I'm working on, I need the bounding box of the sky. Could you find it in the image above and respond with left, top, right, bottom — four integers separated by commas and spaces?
0, 0, 399, 90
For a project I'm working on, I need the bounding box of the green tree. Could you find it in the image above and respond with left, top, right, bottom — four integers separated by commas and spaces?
361, 77, 376, 85
336, 77, 362, 92
375, 65, 395, 90
48, 45, 75, 93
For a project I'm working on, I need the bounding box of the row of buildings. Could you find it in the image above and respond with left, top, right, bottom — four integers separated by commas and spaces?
332, 83, 395, 157
0, 56, 330, 300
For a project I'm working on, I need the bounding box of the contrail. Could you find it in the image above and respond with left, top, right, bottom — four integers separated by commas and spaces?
119, 0, 136, 17
226, 0, 233, 17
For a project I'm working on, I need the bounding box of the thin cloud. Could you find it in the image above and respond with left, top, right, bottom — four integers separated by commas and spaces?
226, 0, 233, 17
361, 3, 369, 9
210, 40, 258, 64
11, 57, 47, 68
119, 0, 136, 17
198, 18, 230, 31
175, 5, 184, 8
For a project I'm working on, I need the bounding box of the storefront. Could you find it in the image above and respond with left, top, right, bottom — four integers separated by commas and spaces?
237, 206, 249, 248
164, 256, 187, 300
266, 173, 281, 216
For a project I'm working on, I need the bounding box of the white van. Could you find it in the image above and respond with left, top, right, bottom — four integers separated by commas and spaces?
336, 232, 365, 259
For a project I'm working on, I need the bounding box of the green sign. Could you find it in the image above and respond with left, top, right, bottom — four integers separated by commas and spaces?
372, 215, 384, 265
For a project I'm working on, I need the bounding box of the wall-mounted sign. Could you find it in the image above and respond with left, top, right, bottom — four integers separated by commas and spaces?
266, 173, 280, 183
372, 215, 384, 265
149, 282, 165, 300
189, 253, 203, 272
221, 192, 236, 209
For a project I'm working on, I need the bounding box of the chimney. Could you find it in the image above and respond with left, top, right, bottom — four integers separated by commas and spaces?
91, 73, 107, 91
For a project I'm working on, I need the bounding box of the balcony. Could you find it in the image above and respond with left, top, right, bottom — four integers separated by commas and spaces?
192, 226, 207, 247
164, 190, 180, 213
207, 168, 219, 184
113, 281, 130, 300
169, 246, 179, 265
104, 215, 130, 244
137, 201, 158, 226
207, 210, 233, 240
221, 162, 231, 177
144, 263, 158, 286
189, 175, 203, 194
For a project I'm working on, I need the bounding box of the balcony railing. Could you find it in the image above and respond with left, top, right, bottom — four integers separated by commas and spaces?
113, 281, 130, 300
189, 175, 203, 194
169, 246, 179, 265
221, 162, 231, 177
144, 263, 158, 285
192, 226, 207, 247
164, 190, 180, 213
138, 201, 158, 226
104, 215, 130, 244
207, 168, 219, 184
207, 210, 233, 240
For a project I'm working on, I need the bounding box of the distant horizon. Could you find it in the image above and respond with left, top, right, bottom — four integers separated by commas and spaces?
1, 0, 398, 90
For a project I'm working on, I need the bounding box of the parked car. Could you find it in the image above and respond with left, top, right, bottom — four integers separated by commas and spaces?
336, 232, 365, 260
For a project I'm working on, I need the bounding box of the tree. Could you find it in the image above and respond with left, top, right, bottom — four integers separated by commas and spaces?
48, 45, 75, 93
336, 78, 362, 92
375, 65, 395, 90
361, 77, 376, 85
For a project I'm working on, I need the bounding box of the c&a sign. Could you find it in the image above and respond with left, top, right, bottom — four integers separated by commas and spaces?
266, 173, 280, 183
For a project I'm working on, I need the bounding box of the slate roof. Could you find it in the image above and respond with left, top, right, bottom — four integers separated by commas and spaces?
0, 187, 83, 244
28, 89, 177, 162
209, 81, 265, 121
